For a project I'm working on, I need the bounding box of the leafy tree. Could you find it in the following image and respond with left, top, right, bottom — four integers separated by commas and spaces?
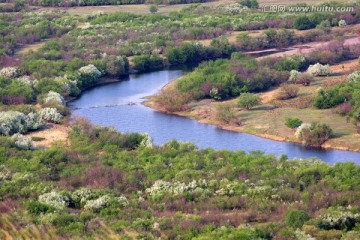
285, 210, 310, 229
285, 118, 303, 129
236, 93, 260, 110
293, 16, 316, 30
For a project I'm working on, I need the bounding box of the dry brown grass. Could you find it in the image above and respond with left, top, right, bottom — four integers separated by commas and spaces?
26, 123, 69, 148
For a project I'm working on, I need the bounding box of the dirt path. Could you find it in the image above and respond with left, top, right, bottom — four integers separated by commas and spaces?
257, 36, 360, 60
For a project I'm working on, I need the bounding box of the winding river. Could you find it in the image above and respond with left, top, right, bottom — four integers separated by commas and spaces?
69, 69, 360, 164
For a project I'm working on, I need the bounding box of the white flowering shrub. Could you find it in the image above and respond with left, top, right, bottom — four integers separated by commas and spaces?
38, 191, 69, 211
84, 195, 112, 212
25, 112, 44, 130
295, 123, 311, 139
115, 195, 129, 207
0, 111, 43, 136
146, 179, 210, 200
339, 19, 347, 27
217, 3, 246, 14
11, 133, 35, 150
0, 111, 28, 136
288, 70, 301, 83
317, 207, 359, 230
0, 67, 19, 78
16, 76, 33, 86
79, 64, 102, 78
307, 63, 332, 76
38, 108, 63, 123
44, 91, 65, 106
139, 133, 153, 148
0, 165, 12, 181
348, 71, 360, 84
71, 188, 94, 208
295, 229, 316, 240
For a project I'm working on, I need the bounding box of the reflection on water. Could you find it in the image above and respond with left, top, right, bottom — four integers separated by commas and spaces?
69, 70, 360, 164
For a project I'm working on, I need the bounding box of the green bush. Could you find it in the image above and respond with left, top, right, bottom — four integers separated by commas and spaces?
132, 54, 163, 72
27, 200, 55, 216
236, 93, 260, 110
293, 16, 316, 30
285, 118, 303, 129
285, 209, 310, 229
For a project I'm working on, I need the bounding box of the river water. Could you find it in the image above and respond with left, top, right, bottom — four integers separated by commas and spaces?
69, 69, 360, 164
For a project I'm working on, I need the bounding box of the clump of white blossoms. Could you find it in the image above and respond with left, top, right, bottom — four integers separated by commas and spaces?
338, 19, 347, 27
0, 111, 43, 136
139, 133, 153, 148
38, 191, 69, 211
307, 63, 332, 76
25, 112, 43, 130
84, 195, 112, 212
288, 70, 301, 83
295, 123, 311, 139
16, 76, 33, 86
0, 67, 19, 78
0, 165, 12, 181
38, 108, 63, 123
11, 133, 35, 150
146, 179, 209, 198
0, 111, 28, 136
71, 188, 94, 207
44, 91, 65, 106
115, 195, 129, 207
348, 71, 360, 84
79, 64, 103, 78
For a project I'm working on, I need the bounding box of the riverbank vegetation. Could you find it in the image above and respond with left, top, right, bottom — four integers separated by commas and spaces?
152, 45, 360, 150
1, 119, 360, 239
1, 0, 360, 238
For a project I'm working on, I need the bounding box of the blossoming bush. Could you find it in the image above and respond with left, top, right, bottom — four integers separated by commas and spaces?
38, 191, 69, 211
79, 64, 102, 79
288, 70, 301, 83
348, 71, 360, 84
11, 133, 35, 150
44, 91, 65, 106
0, 67, 19, 78
84, 195, 112, 212
307, 63, 332, 76
38, 108, 63, 123
71, 188, 95, 209
316, 207, 359, 230
0, 111, 27, 135
339, 19, 347, 27
295, 122, 332, 146
145, 179, 211, 200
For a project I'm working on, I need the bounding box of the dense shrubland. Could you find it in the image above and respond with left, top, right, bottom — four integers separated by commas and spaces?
1, 119, 360, 238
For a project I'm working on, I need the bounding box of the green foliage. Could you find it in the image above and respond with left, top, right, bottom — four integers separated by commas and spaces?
238, 0, 259, 9
236, 93, 260, 110
133, 54, 163, 72
150, 5, 158, 14
27, 200, 55, 216
313, 80, 360, 120
285, 209, 310, 229
293, 15, 316, 30
285, 117, 303, 129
